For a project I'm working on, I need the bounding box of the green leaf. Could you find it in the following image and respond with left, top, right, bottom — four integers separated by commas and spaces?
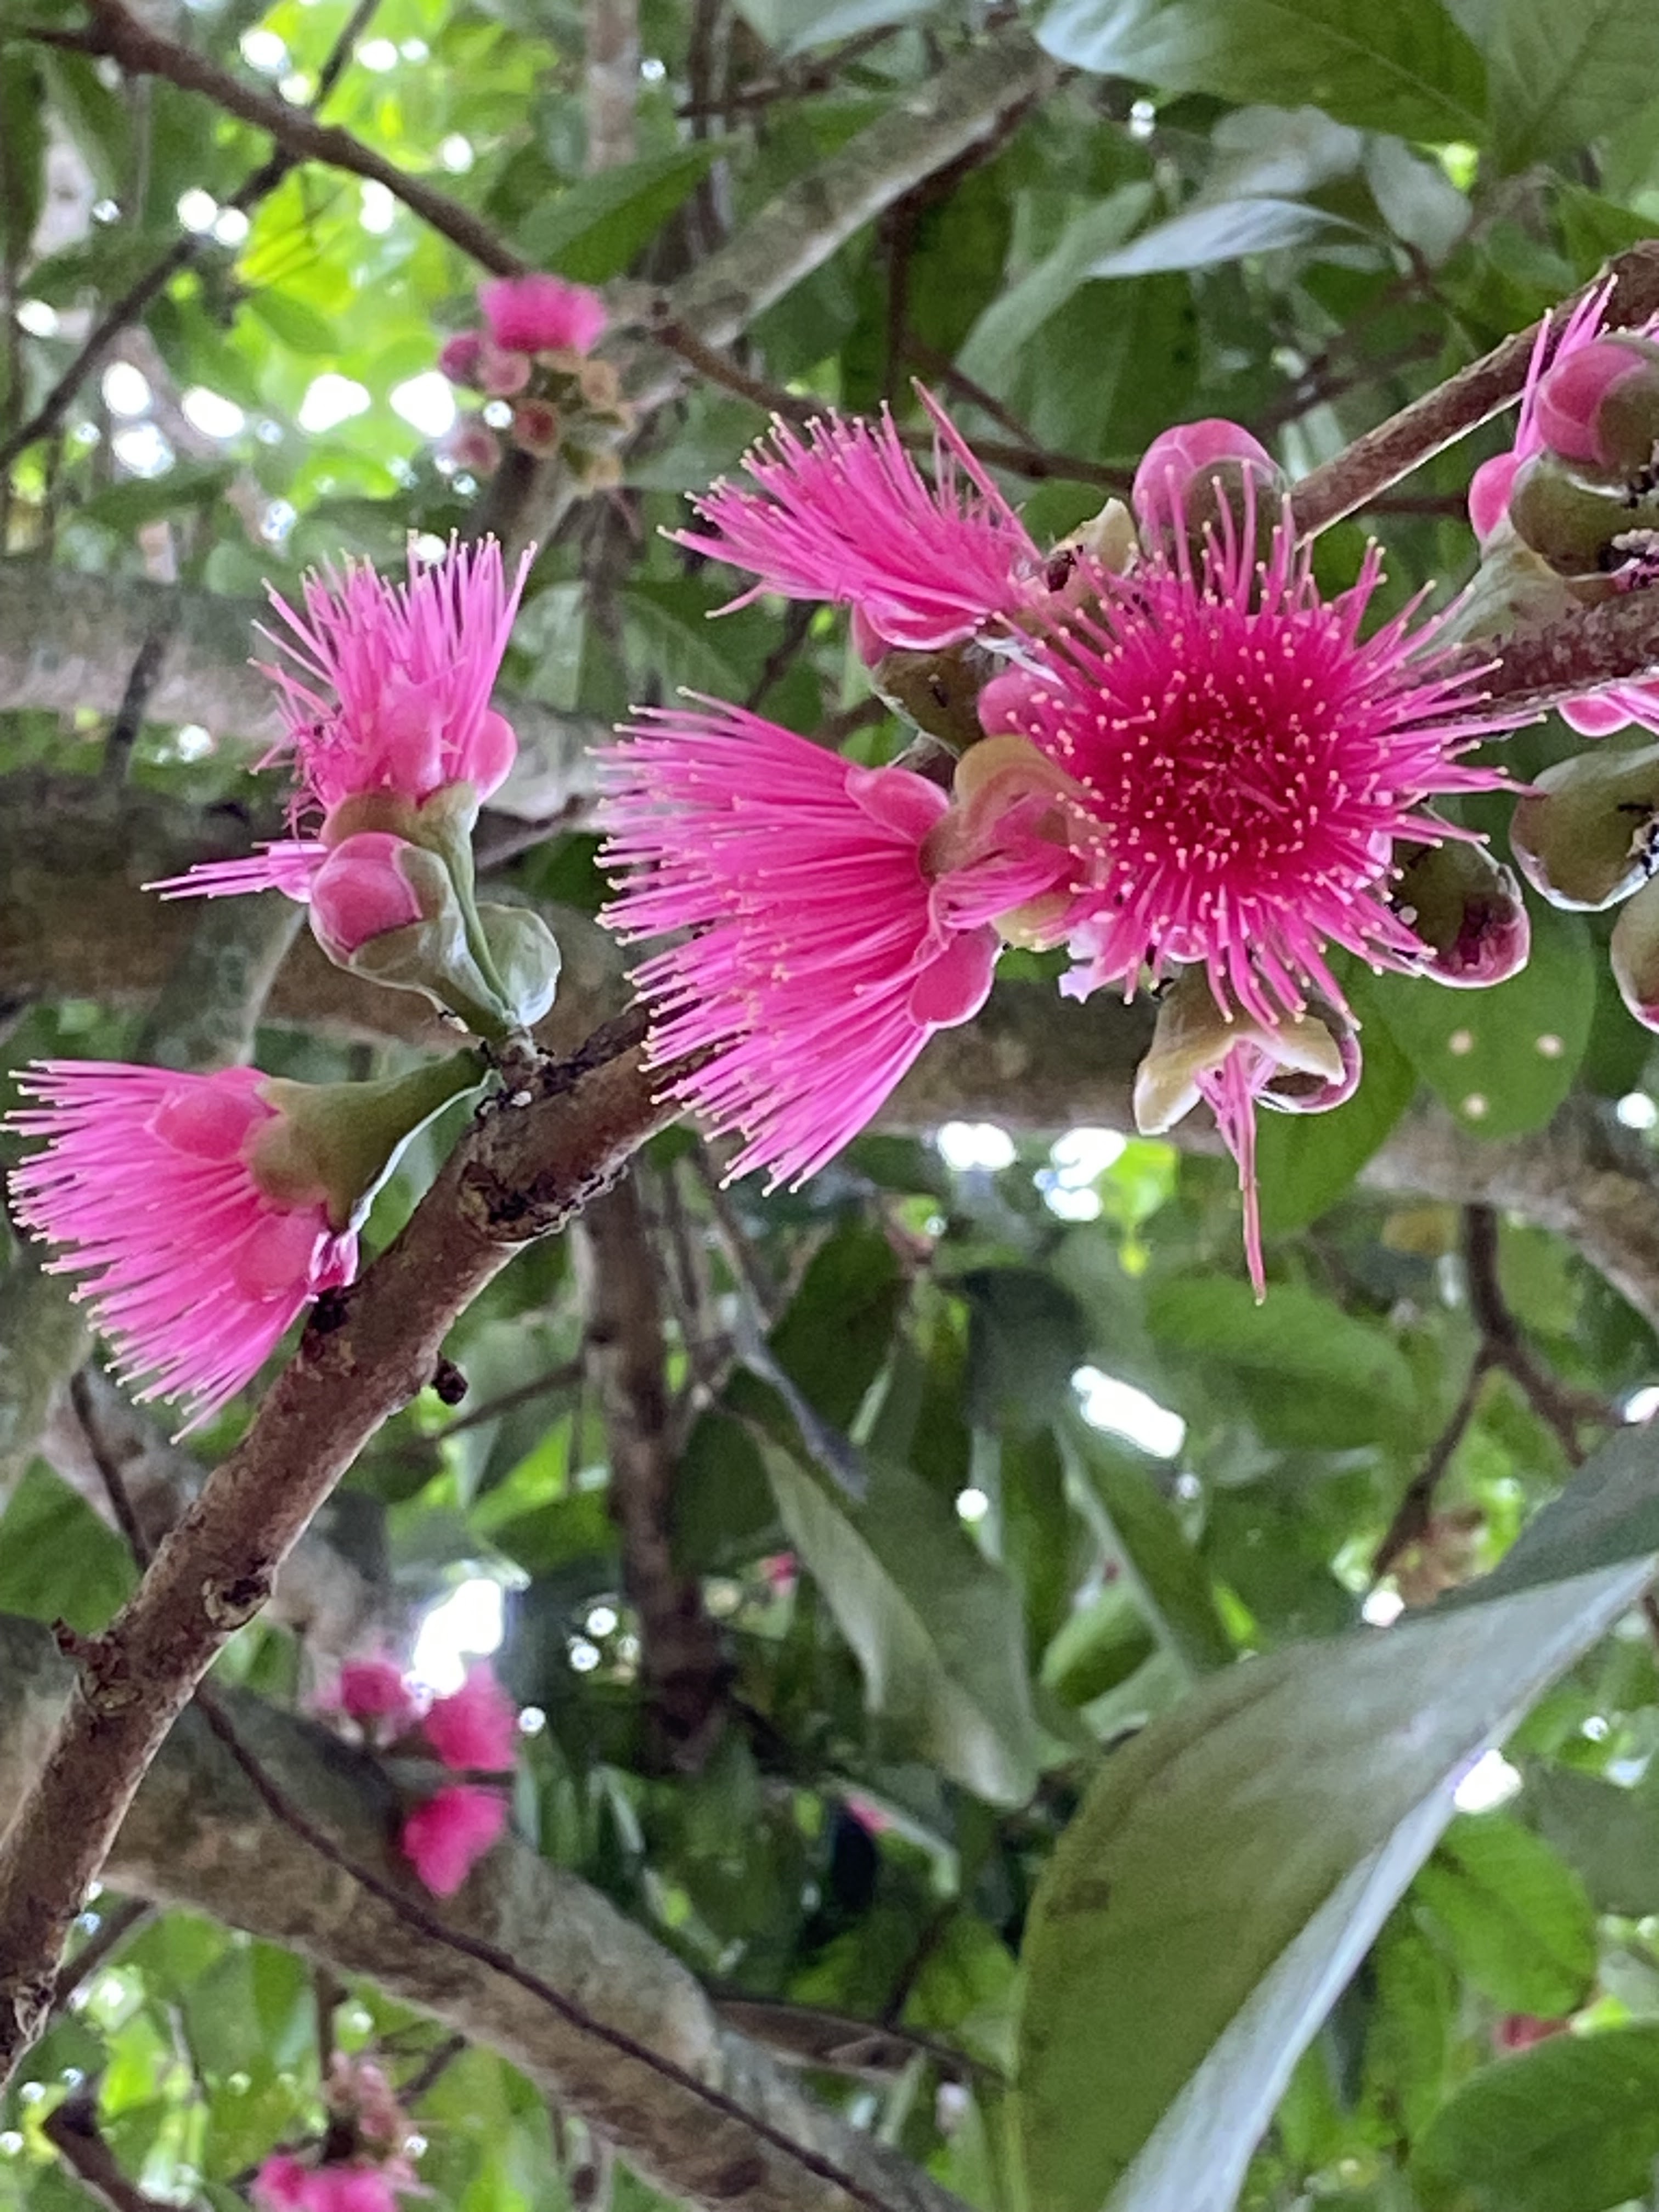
1013, 1560, 1653, 2212
247, 289, 343, 357
1357, 905, 1594, 1141
1413, 1813, 1596, 2017
1146, 1277, 1418, 1447
958, 186, 1155, 389
1035, 0, 1488, 144
0, 1465, 133, 1630
1526, 1763, 1659, 1917
515, 147, 718, 281
1414, 2023, 1659, 2212
1487, 0, 1659, 167
1086, 196, 1356, 278
1068, 1425, 1234, 1675
1255, 1014, 1417, 1236
760, 1446, 1040, 1803
964, 1267, 1092, 1434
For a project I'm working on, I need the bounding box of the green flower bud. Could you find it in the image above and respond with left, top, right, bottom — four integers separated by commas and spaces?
1612, 872, 1659, 1032
1510, 744, 1659, 911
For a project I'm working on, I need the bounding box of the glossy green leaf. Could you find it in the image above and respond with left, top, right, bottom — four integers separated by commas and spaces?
1087, 196, 1356, 278
1526, 1764, 1659, 1918
760, 1445, 1041, 1803
1487, 0, 1659, 167
1035, 0, 1488, 142
1014, 1571, 1652, 2212
1414, 2024, 1659, 2212
1413, 1813, 1596, 2017
515, 147, 718, 279
1357, 907, 1594, 1142
1068, 1425, 1234, 1674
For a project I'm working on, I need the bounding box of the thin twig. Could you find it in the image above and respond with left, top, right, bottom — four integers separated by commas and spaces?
43, 2091, 178, 2212
1372, 1352, 1491, 1579
48, 1897, 154, 2018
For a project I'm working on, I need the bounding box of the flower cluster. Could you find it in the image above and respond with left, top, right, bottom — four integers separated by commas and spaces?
321, 1657, 519, 1897
601, 398, 1522, 1289
253, 2056, 420, 2212
437, 273, 629, 485
1465, 290, 1659, 1030
4, 538, 550, 1430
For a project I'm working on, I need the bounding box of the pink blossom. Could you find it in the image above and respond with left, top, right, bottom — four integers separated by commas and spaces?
1131, 418, 1278, 543
330, 1658, 424, 1737
479, 273, 608, 357
596, 703, 1072, 1186
440, 417, 504, 478
996, 475, 1510, 1029
152, 539, 530, 904
1532, 333, 1659, 470
420, 1662, 518, 1773
476, 340, 532, 398
400, 1784, 508, 1896
6, 1062, 357, 1433
254, 2160, 404, 2212
308, 833, 426, 960
672, 392, 1043, 652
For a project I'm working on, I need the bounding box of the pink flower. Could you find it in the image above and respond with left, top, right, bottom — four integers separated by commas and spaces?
479, 273, 608, 358
995, 473, 1510, 1029
400, 1784, 508, 1896
476, 340, 532, 398
672, 392, 1043, 652
308, 833, 426, 960
596, 704, 1072, 1186
254, 2161, 404, 2212
439, 417, 504, 478
152, 539, 531, 904
6, 1063, 357, 1433
420, 1662, 518, 1772
330, 1658, 424, 1737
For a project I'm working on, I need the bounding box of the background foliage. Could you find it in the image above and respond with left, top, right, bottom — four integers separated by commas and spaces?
8, 1, 1659, 2209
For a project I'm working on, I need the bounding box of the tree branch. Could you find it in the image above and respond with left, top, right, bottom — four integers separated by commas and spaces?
0, 1615, 969, 2212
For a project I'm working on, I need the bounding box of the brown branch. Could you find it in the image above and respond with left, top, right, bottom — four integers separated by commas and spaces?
1474, 585, 1659, 714
1461, 1203, 1617, 1462
42, 2089, 177, 2212
574, 1175, 729, 1769
1289, 241, 1659, 538
0, 1011, 675, 2087
1372, 1352, 1492, 1578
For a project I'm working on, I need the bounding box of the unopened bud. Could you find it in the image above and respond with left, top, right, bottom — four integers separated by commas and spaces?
1535, 332, 1659, 473
1612, 873, 1659, 1030
1392, 840, 1531, 988
1510, 743, 1659, 910
511, 398, 562, 458
251, 1051, 487, 1233
1132, 420, 1284, 553
442, 417, 503, 478
578, 357, 622, 411
438, 331, 484, 386
477, 902, 562, 1028
1509, 450, 1659, 578
477, 341, 532, 398
308, 832, 428, 962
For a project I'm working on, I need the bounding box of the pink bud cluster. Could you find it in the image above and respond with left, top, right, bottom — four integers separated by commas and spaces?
600, 393, 1522, 1288
325, 1658, 519, 1897
437, 274, 624, 481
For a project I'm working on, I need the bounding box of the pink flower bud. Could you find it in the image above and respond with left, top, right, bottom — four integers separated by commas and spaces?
479, 274, 608, 358
510, 398, 562, 458
255, 2157, 315, 2212
441, 418, 503, 478
308, 832, 425, 961
1468, 452, 1521, 543
400, 1784, 508, 1895
333, 1657, 423, 1735
1534, 334, 1659, 471
1132, 419, 1280, 543
437, 331, 484, 386
421, 1662, 518, 1772
477, 341, 532, 398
